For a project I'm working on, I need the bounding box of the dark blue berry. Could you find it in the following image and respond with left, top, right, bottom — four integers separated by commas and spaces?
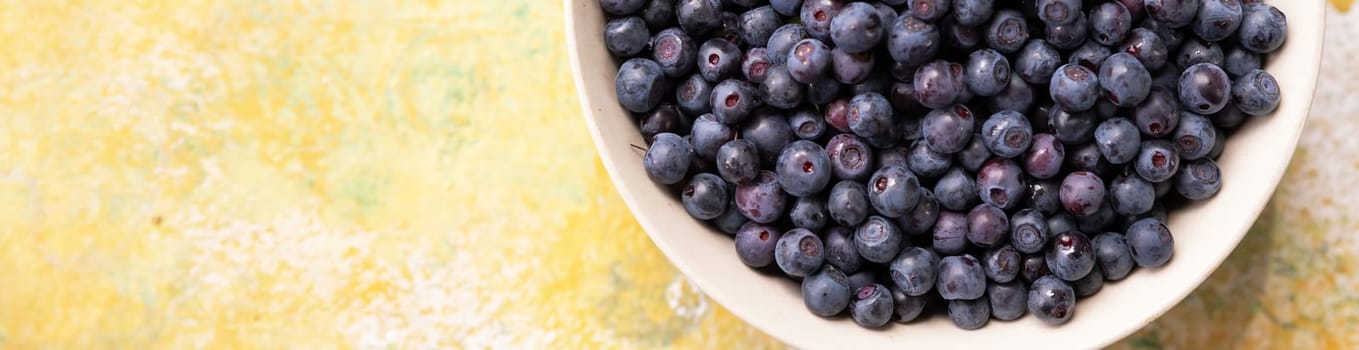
976, 158, 1026, 210
826, 133, 875, 181
616, 58, 671, 113
952, 0, 995, 26
956, 136, 992, 172
892, 287, 931, 323
761, 65, 807, 109
641, 0, 677, 30
1060, 171, 1105, 217
1073, 266, 1103, 297
771, 0, 803, 16
1174, 111, 1216, 160
676, 74, 713, 116
908, 140, 954, 180
1051, 64, 1101, 112
965, 49, 1011, 97
677, 0, 724, 37
1134, 87, 1182, 138
1095, 117, 1142, 165
1022, 253, 1053, 283
786, 38, 833, 84
691, 114, 736, 159
1015, 40, 1062, 84
776, 140, 833, 197
1177, 38, 1225, 69
1238, 4, 1287, 53
1099, 52, 1153, 108
915, 61, 966, 110
1026, 179, 1062, 216
1069, 41, 1113, 71
1076, 201, 1115, 233
801, 0, 847, 41
600, 0, 646, 16
639, 104, 690, 145
1176, 158, 1222, 200
1126, 217, 1174, 267
789, 108, 828, 140
851, 284, 896, 328
806, 75, 845, 105
1049, 107, 1099, 145
1232, 69, 1281, 116
1136, 139, 1181, 183
1046, 11, 1089, 50
829, 180, 871, 226
1120, 28, 1168, 71
938, 254, 987, 300
1092, 232, 1135, 280
1090, 2, 1133, 46
898, 189, 941, 235
739, 6, 782, 47
830, 2, 886, 54
736, 170, 790, 223
933, 210, 970, 255
967, 203, 1010, 248
735, 222, 783, 267
1193, 0, 1243, 41
910, 0, 952, 21
985, 9, 1029, 54
1178, 63, 1231, 114
712, 196, 749, 234
1109, 174, 1156, 216
710, 79, 763, 124
922, 105, 976, 154
1145, 0, 1200, 28
776, 228, 826, 277
741, 47, 773, 84
1028, 275, 1076, 324
868, 165, 923, 218
698, 38, 742, 82
935, 167, 978, 211
1024, 133, 1066, 179
984, 244, 1022, 283
605, 17, 651, 58
1036, 0, 1081, 25
988, 280, 1028, 320
890, 247, 941, 296
988, 72, 1035, 113
717, 139, 760, 184
643, 133, 693, 185
1010, 208, 1050, 254
1046, 230, 1095, 282
887, 15, 942, 67
803, 265, 852, 316
824, 225, 863, 272
1223, 47, 1261, 78
767, 24, 809, 66
948, 298, 991, 330
830, 48, 876, 85
856, 216, 905, 263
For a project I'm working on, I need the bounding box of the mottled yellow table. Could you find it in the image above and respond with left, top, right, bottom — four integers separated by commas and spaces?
0, 1, 1356, 349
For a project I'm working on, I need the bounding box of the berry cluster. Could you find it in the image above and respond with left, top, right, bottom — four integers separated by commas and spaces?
606, 0, 1286, 329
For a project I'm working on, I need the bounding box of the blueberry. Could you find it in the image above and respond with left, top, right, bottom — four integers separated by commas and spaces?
1092, 119, 1141, 166
1046, 230, 1095, 282
1109, 174, 1155, 217
675, 75, 713, 116
915, 61, 965, 110
857, 216, 906, 264
952, 0, 994, 26
889, 82, 925, 117
873, 2, 901, 26
790, 195, 832, 231
850, 284, 896, 328
1178, 63, 1231, 114
1145, 0, 1199, 28
677, 0, 724, 36
735, 223, 784, 268
1015, 40, 1062, 85
908, 141, 954, 180
1232, 69, 1281, 116
956, 136, 992, 172
890, 247, 941, 296
739, 6, 782, 47
988, 280, 1027, 321
892, 287, 931, 322
715, 189, 752, 231
714, 141, 759, 186
985, 9, 1029, 54
964, 203, 1008, 248
820, 134, 870, 181
639, 104, 689, 145
807, 75, 845, 105
760, 66, 806, 110
691, 114, 736, 160
1136, 139, 1181, 183
909, 0, 952, 21
775, 140, 832, 197
898, 189, 942, 235
938, 255, 987, 300
1207, 126, 1227, 160
828, 2, 885, 54
1177, 40, 1225, 71
777, 228, 826, 277
922, 105, 976, 154
1193, 0, 1243, 41
615, 58, 671, 113
988, 72, 1035, 113
698, 39, 742, 82
848, 92, 897, 139
975, 158, 1026, 211
1046, 12, 1089, 50
887, 15, 942, 67
829, 180, 871, 226
600, 0, 646, 16
1024, 133, 1066, 179
803, 265, 852, 316
767, 24, 809, 66
1119, 0, 1148, 21
847, 270, 877, 292
866, 166, 922, 218
1076, 201, 1116, 233
1089, 2, 1133, 46
1069, 41, 1113, 71
1212, 102, 1248, 129
1174, 111, 1217, 160
1025, 179, 1062, 216
641, 0, 677, 30
1126, 217, 1174, 267
642, 133, 693, 185
948, 297, 991, 330
1223, 47, 1261, 78
1028, 275, 1076, 325
1238, 4, 1287, 53
605, 17, 651, 58
801, 0, 847, 41
682, 173, 730, 220
1060, 171, 1106, 217
717, 11, 743, 44
878, 145, 911, 169
1091, 232, 1134, 280
1009, 209, 1050, 254
1021, 253, 1053, 283
1051, 64, 1101, 112
820, 225, 863, 273
1099, 53, 1153, 108
1120, 28, 1169, 71
1049, 107, 1099, 145
830, 48, 876, 85
771, 0, 804, 16
740, 48, 773, 85
983, 244, 1022, 283
936, 167, 979, 211
789, 109, 829, 140
965, 49, 1012, 97
1134, 87, 1182, 138
652, 29, 699, 78
736, 170, 790, 223
1176, 158, 1222, 200
933, 210, 970, 255
1036, 0, 1080, 25
1072, 267, 1104, 297
711, 79, 762, 124
785, 39, 832, 84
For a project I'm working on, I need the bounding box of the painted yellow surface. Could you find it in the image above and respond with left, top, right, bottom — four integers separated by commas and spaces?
0, 1, 1354, 349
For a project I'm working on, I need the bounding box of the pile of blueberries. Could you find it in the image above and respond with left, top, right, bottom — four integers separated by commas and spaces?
605, 0, 1286, 330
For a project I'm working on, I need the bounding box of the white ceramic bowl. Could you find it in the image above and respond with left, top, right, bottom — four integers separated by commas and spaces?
567, 2, 1325, 348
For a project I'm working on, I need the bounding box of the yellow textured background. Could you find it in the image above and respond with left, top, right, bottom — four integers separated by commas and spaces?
0, 1, 1355, 348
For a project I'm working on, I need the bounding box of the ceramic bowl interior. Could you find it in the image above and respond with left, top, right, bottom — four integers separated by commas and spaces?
566, 1, 1325, 348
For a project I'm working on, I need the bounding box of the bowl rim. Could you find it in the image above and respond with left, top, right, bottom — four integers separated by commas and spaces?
566, 1, 1326, 348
